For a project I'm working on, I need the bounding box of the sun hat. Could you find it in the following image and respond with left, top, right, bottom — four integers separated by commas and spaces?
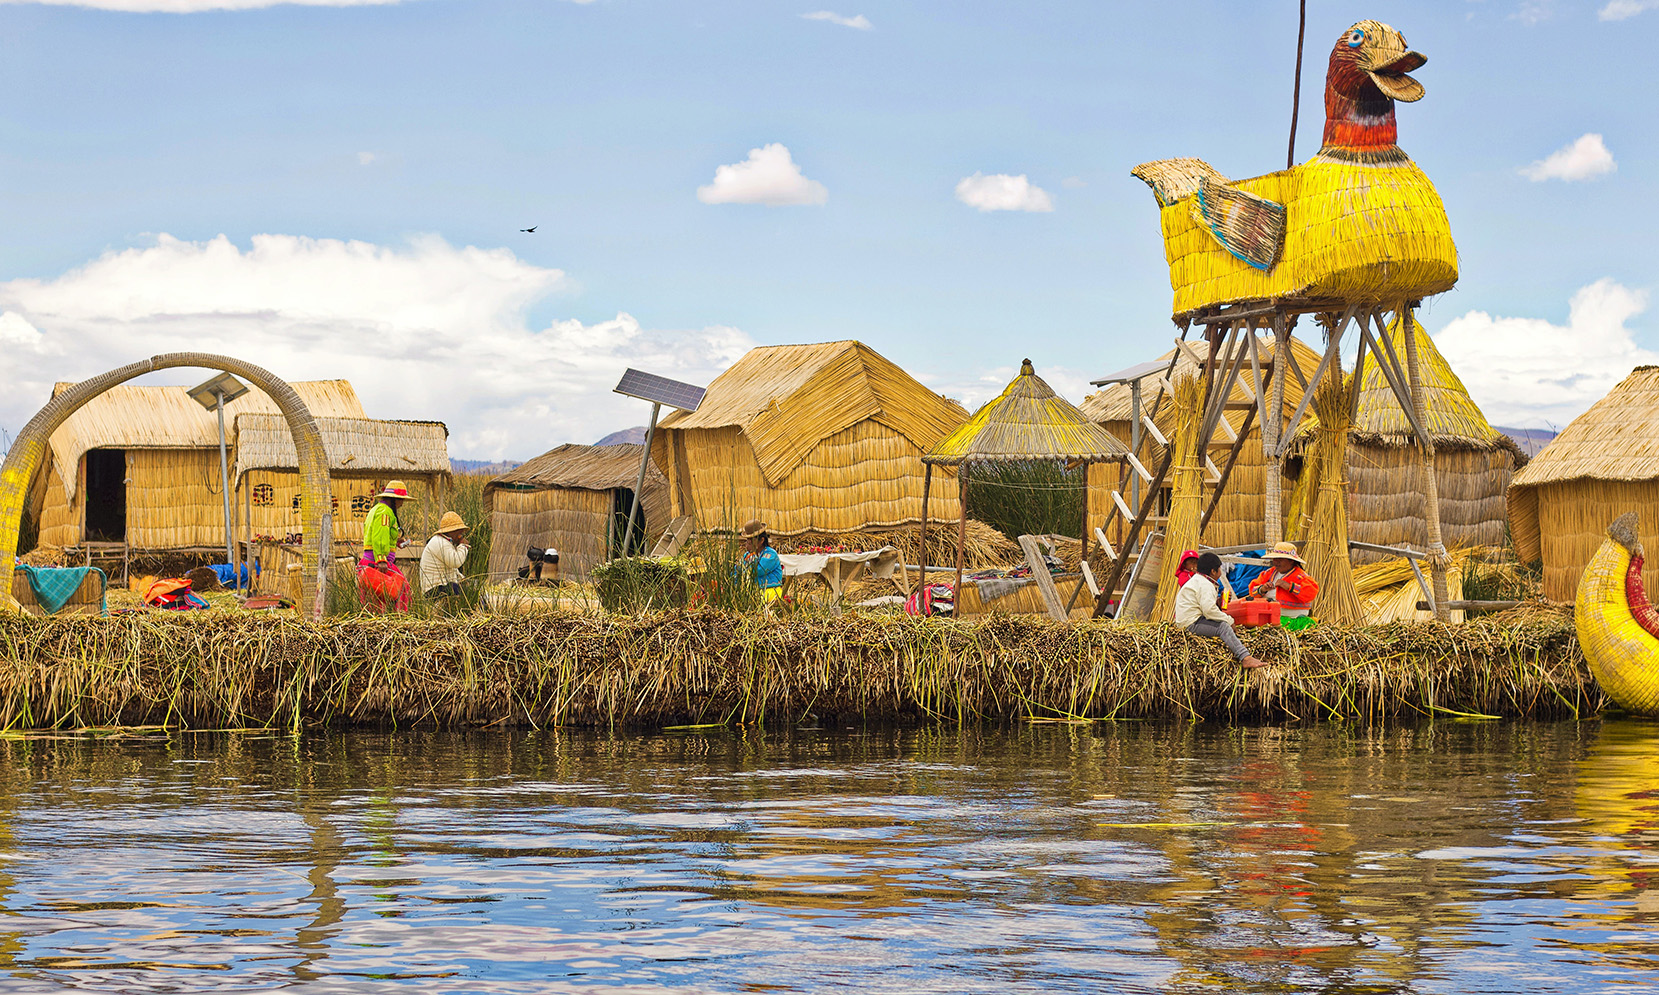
379, 480, 410, 499
739, 519, 768, 539
435, 511, 468, 535
1266, 541, 1305, 565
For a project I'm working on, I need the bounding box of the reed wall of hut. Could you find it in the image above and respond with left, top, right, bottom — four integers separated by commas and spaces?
1508, 366, 1659, 601
33, 380, 365, 551
484, 443, 667, 582
1081, 335, 1320, 551
650, 341, 966, 536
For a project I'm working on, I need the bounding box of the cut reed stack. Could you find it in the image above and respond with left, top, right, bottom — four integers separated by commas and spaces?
1294, 370, 1364, 624
1150, 375, 1203, 620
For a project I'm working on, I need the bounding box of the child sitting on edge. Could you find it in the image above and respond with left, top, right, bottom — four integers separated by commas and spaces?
1175, 552, 1266, 670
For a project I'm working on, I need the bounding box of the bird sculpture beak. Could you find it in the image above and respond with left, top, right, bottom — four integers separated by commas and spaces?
1362, 46, 1427, 103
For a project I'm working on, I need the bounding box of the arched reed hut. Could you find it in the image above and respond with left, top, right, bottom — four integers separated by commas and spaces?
1081, 334, 1323, 549
1508, 366, 1659, 601
33, 380, 365, 552
484, 443, 668, 582
1338, 315, 1522, 563
232, 413, 452, 544
649, 341, 967, 536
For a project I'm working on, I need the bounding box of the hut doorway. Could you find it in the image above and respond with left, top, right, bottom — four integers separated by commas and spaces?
84, 448, 127, 542
610, 487, 646, 558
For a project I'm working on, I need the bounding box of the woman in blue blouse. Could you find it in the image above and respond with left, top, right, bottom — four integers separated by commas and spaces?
739, 519, 784, 602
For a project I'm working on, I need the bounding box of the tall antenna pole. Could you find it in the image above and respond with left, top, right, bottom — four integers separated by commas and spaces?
1287, 0, 1307, 169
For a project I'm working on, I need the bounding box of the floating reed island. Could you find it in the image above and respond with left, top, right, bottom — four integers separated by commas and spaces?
0, 606, 1594, 731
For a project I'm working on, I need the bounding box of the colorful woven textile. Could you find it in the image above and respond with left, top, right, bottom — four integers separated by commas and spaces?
14, 564, 99, 615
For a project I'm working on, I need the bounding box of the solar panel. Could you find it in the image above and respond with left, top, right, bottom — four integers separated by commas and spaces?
1090, 359, 1169, 387
614, 369, 706, 412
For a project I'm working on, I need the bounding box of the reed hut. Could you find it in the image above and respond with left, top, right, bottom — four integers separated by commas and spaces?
649, 341, 968, 536
1338, 315, 1522, 563
1081, 334, 1323, 550
483, 443, 668, 582
34, 380, 365, 552
231, 413, 452, 545
1508, 366, 1659, 601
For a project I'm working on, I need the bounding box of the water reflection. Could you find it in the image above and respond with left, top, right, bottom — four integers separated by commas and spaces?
0, 721, 1652, 992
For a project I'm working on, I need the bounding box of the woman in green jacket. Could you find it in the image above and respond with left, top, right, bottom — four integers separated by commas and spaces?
358, 480, 412, 611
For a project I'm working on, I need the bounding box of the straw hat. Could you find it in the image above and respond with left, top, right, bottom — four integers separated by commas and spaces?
739, 519, 768, 539
1266, 541, 1305, 565
435, 511, 468, 535
379, 480, 410, 499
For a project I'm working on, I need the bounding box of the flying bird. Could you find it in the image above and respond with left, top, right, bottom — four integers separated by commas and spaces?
1131, 20, 1457, 318
520, 226, 537, 233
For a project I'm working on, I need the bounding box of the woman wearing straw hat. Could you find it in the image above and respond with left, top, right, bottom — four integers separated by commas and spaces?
738, 519, 784, 604
358, 480, 412, 612
1247, 541, 1320, 619
420, 512, 471, 604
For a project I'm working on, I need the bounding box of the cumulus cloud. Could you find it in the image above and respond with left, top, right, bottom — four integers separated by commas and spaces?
1600, 0, 1659, 19
0, 234, 753, 459
356, 151, 377, 166
801, 10, 871, 30
697, 144, 828, 207
1520, 133, 1616, 182
0, 0, 403, 10
954, 173, 1055, 213
1432, 278, 1654, 428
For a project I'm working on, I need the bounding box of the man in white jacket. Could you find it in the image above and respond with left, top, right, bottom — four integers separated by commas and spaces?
420, 512, 471, 602
1174, 552, 1266, 669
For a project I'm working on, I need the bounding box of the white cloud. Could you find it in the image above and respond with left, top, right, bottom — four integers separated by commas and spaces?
0, 0, 403, 10
801, 10, 871, 30
356, 151, 377, 166
1520, 133, 1616, 182
1432, 278, 1654, 428
0, 233, 753, 459
1061, 176, 1087, 189
954, 173, 1055, 213
1600, 0, 1659, 20
697, 144, 828, 207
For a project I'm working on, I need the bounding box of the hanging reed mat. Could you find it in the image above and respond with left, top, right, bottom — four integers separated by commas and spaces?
1294, 370, 1364, 625
1151, 375, 1204, 620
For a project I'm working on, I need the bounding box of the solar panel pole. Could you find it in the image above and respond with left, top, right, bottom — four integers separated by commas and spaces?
622, 402, 661, 558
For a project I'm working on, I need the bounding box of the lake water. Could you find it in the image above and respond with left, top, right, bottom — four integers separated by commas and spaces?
0, 720, 1655, 993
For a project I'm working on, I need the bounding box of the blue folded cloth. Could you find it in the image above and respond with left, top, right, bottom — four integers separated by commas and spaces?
14, 564, 105, 615
210, 563, 255, 588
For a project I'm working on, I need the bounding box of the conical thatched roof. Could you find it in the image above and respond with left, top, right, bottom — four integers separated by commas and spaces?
925, 360, 1126, 466
1350, 314, 1501, 448
1512, 367, 1659, 489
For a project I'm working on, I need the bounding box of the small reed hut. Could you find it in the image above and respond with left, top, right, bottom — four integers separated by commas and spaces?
483, 443, 668, 583
1081, 334, 1323, 550
1508, 366, 1659, 602
232, 413, 452, 545
924, 359, 1127, 618
649, 340, 968, 536
1339, 315, 1522, 563
34, 380, 365, 552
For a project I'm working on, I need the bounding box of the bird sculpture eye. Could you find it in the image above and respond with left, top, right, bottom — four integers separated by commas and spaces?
1346, 30, 1365, 48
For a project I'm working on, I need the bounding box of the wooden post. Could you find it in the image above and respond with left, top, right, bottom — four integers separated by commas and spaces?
915, 462, 933, 594
953, 462, 970, 603
1399, 303, 1452, 622
1263, 315, 1290, 545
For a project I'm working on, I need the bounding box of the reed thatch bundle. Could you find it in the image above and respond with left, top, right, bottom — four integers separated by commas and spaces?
777, 520, 1019, 570
1151, 375, 1203, 620
1295, 371, 1364, 624
1353, 550, 1472, 624
0, 606, 1594, 730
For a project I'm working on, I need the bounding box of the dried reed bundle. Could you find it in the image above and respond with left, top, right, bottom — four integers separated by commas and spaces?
1299, 371, 1364, 625
1151, 375, 1204, 621
777, 520, 1019, 570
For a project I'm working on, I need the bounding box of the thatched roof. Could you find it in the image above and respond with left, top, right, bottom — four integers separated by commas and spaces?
1512, 367, 1659, 489
1349, 314, 1502, 448
925, 360, 1126, 466
1080, 334, 1323, 426
47, 379, 365, 499
487, 443, 662, 494
655, 341, 967, 486
232, 413, 450, 483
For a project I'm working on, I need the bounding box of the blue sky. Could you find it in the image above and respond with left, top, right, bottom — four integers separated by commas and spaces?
0, 0, 1652, 458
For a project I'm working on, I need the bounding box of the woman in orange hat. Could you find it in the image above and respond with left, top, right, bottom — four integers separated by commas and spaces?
358, 480, 412, 612
1247, 541, 1319, 618
420, 511, 471, 605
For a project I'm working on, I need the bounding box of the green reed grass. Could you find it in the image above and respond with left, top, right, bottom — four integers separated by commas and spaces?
966, 461, 1088, 543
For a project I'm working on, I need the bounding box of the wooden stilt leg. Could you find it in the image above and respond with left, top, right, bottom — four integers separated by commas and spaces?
953, 464, 970, 606
1400, 303, 1451, 621
913, 462, 932, 595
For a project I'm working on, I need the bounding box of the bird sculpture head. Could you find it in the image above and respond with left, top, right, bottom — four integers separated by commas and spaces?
1322, 20, 1426, 155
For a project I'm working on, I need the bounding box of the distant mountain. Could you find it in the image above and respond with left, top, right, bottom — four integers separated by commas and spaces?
596, 426, 648, 446
451, 458, 522, 476
1495, 426, 1557, 459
